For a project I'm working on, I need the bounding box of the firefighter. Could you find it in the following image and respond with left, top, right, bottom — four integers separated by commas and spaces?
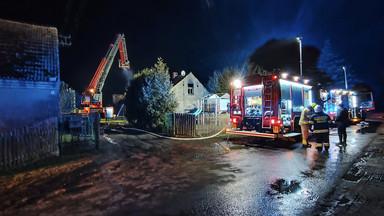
309, 105, 332, 151
335, 103, 349, 144
299, 103, 317, 147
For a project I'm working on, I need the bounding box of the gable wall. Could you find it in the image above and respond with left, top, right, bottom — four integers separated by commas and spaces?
171, 74, 209, 113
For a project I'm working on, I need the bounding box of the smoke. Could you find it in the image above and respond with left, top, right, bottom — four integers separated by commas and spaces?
122, 68, 134, 89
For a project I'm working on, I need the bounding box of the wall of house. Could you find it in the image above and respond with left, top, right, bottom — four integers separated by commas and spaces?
0, 79, 60, 130
171, 74, 209, 113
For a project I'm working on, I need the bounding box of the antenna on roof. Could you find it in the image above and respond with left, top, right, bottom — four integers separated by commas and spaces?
181, 70, 186, 76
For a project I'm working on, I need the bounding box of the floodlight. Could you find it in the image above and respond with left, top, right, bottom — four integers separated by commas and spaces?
233, 79, 242, 88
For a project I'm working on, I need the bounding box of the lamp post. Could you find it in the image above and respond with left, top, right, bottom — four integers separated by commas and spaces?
342, 66, 348, 90
296, 36, 303, 77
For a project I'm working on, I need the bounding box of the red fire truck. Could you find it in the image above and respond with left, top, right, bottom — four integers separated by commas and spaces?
81, 33, 130, 116
227, 73, 313, 139
321, 89, 375, 123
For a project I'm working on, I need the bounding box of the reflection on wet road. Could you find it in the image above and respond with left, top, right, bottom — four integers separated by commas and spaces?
1, 125, 376, 215
185, 126, 376, 215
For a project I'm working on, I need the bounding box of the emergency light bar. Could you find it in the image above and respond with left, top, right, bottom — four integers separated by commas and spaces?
279, 79, 312, 89
330, 89, 356, 95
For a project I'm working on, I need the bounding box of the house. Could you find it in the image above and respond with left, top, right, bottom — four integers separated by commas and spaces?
170, 71, 209, 113
0, 19, 60, 130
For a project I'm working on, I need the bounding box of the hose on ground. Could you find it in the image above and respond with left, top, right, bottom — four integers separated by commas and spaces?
119, 124, 230, 141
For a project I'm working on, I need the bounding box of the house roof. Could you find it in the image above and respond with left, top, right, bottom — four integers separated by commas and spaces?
170, 72, 208, 93
171, 71, 191, 86
0, 19, 60, 82
221, 93, 230, 99
208, 94, 220, 99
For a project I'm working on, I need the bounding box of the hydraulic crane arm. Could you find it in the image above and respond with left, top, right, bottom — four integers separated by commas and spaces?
87, 33, 130, 95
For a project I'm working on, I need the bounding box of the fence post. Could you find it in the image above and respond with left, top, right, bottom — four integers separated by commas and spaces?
58, 116, 63, 156
4, 132, 9, 169
0, 133, 4, 170
94, 113, 100, 150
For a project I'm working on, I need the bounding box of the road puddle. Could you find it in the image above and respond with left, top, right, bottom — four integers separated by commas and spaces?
342, 165, 364, 181
269, 179, 301, 195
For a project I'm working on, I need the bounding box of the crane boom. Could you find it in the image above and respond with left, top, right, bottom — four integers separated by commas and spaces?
82, 33, 130, 113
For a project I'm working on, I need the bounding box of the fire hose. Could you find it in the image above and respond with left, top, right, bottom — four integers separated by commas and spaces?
102, 123, 230, 142
120, 124, 230, 141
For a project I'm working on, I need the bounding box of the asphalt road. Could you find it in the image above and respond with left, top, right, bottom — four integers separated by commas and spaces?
0, 125, 378, 215
183, 126, 377, 215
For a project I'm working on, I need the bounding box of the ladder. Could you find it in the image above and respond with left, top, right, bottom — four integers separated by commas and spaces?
262, 79, 273, 129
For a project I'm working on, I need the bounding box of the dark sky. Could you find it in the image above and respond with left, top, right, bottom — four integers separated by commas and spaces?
1, 0, 384, 109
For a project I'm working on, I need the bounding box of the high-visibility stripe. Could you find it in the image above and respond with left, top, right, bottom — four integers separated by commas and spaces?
299, 120, 309, 124
308, 121, 314, 124
324, 143, 330, 147
314, 129, 329, 133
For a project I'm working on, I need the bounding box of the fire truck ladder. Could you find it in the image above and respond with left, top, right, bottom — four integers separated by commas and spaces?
262, 80, 273, 129
84, 33, 130, 106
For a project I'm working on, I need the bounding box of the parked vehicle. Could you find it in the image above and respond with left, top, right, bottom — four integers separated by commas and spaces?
227, 73, 313, 139
81, 33, 130, 117
321, 89, 375, 123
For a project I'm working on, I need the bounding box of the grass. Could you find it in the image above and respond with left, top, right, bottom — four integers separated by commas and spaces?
100, 119, 128, 124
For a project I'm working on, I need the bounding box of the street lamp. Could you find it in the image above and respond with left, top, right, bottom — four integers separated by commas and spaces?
296, 36, 303, 77
342, 66, 348, 90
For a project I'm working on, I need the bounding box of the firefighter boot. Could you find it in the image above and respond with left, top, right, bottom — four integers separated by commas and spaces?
316, 143, 323, 151
302, 139, 309, 148
324, 143, 330, 151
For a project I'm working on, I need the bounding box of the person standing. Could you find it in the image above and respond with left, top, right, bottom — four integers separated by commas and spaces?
299, 103, 317, 147
309, 105, 331, 151
335, 103, 349, 144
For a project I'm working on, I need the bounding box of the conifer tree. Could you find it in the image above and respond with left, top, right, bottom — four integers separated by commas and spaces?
125, 58, 177, 132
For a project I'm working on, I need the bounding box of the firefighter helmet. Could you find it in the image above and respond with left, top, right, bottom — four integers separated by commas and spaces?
314, 105, 323, 113
311, 103, 317, 108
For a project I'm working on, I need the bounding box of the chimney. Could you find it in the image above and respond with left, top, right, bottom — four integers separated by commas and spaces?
172, 72, 178, 79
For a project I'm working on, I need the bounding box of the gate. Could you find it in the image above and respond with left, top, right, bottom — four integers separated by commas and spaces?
58, 113, 100, 151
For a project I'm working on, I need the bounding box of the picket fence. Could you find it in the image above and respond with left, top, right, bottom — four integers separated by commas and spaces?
165, 113, 230, 137
196, 113, 230, 136
0, 117, 58, 171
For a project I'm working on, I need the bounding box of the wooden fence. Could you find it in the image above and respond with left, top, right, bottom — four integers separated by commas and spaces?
165, 113, 230, 137
166, 113, 196, 137
0, 117, 58, 171
196, 113, 229, 136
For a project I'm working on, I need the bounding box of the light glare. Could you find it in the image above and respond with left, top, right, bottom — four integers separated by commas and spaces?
233, 79, 242, 88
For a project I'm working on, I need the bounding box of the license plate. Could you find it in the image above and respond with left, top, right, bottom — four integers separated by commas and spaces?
273, 126, 279, 133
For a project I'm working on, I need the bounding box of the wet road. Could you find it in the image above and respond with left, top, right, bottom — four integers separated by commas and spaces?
0, 125, 377, 215
164, 126, 377, 215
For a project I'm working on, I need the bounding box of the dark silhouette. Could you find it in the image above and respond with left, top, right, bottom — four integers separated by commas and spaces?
335, 103, 349, 144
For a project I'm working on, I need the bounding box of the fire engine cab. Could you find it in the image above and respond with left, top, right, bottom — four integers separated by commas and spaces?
321, 89, 375, 123
227, 73, 313, 139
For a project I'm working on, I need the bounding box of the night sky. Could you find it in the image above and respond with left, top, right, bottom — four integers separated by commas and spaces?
1, 0, 384, 110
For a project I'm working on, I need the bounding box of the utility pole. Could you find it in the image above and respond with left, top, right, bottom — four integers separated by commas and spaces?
296, 37, 303, 76
342, 66, 348, 90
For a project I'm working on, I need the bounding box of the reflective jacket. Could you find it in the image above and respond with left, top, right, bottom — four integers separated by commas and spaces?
299, 106, 314, 125
309, 112, 331, 133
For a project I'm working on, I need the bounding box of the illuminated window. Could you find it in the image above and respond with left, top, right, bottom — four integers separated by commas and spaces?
188, 83, 194, 95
